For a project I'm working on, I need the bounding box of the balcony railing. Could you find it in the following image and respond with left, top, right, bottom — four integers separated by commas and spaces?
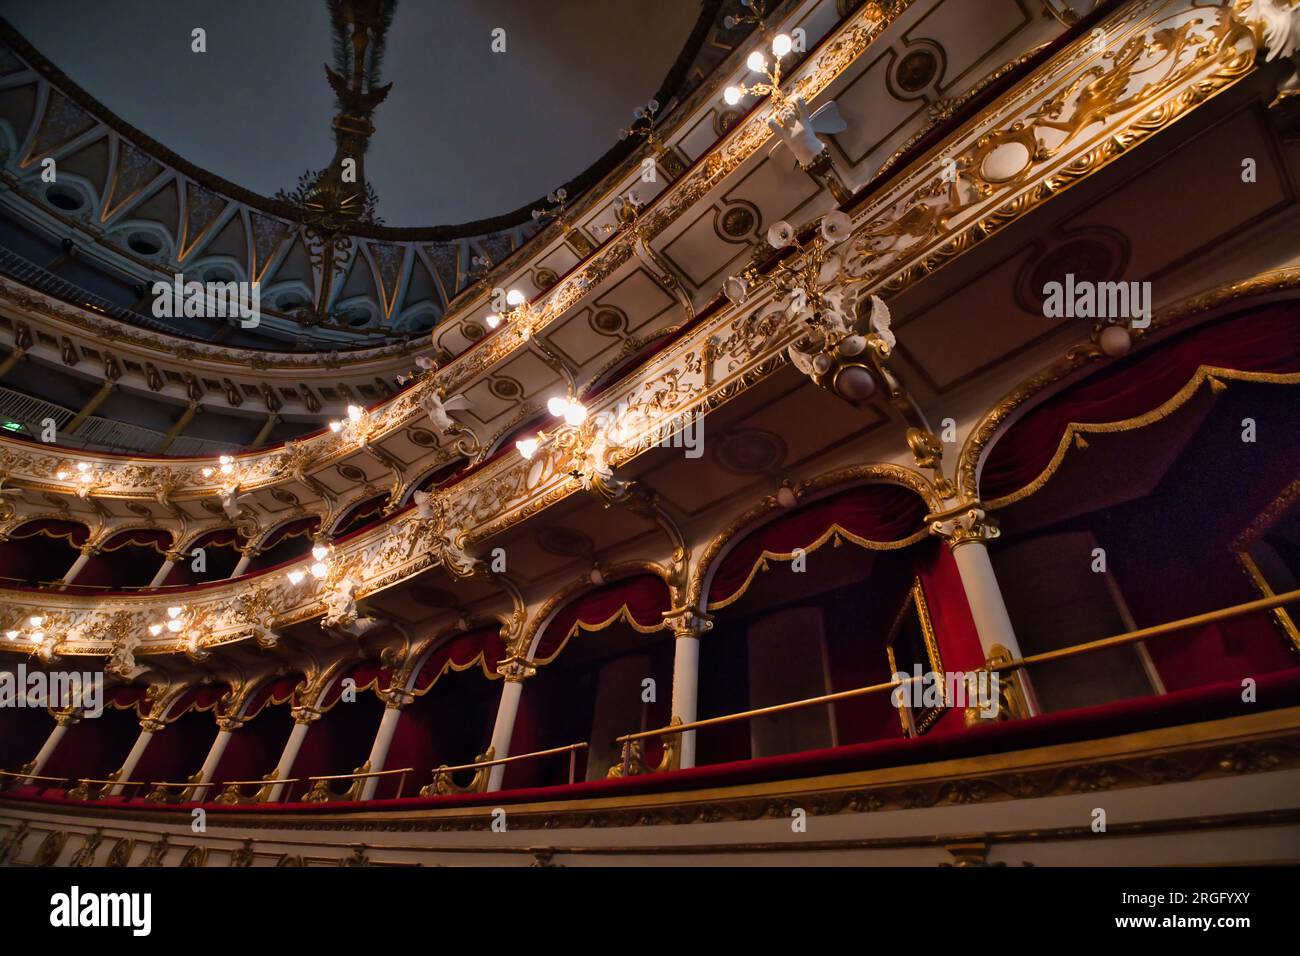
613, 588, 1300, 773
0, 384, 241, 457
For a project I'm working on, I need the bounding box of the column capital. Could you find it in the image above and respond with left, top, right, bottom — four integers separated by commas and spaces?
78, 543, 100, 557
53, 710, 81, 727
383, 688, 414, 709
139, 717, 166, 733
290, 705, 322, 725
926, 505, 1000, 549
216, 716, 245, 732
163, 549, 185, 563
495, 656, 536, 682
664, 606, 713, 639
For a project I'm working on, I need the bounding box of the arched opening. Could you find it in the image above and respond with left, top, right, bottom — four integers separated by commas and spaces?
693, 481, 937, 767
41, 684, 149, 790
209, 675, 301, 793
0, 519, 88, 587
382, 625, 505, 798
133, 685, 228, 785
978, 301, 1300, 712
283, 660, 388, 801
511, 573, 674, 787
163, 528, 245, 586
246, 516, 321, 573
74, 528, 172, 590
331, 493, 389, 539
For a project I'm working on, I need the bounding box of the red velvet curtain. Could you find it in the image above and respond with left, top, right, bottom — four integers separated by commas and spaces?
533, 574, 672, 662
412, 626, 505, 692
707, 483, 928, 607
981, 302, 1300, 501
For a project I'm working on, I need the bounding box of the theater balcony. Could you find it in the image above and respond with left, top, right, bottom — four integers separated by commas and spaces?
1, 0, 1299, 867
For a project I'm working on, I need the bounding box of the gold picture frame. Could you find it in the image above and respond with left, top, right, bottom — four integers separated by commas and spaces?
885, 578, 945, 737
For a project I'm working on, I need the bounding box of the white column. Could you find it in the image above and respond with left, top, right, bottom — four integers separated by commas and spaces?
191, 722, 238, 801
148, 556, 178, 589
267, 711, 315, 801
359, 698, 408, 800
60, 546, 95, 585
110, 722, 159, 796
229, 548, 257, 579
667, 610, 711, 770
486, 660, 534, 792
930, 506, 1039, 717
23, 717, 73, 782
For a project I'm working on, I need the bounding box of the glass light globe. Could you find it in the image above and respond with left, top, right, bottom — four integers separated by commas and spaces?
547, 396, 568, 417
486, 313, 501, 329
167, 606, 182, 619
516, 437, 539, 459
563, 402, 588, 426
149, 624, 164, 637
30, 632, 43, 643
506, 289, 526, 307
347, 405, 363, 421
772, 33, 792, 57
288, 570, 305, 585
312, 545, 328, 562
76, 462, 89, 472
201, 467, 214, 477
166, 619, 183, 633
310, 562, 328, 578
220, 463, 233, 474
723, 86, 742, 106
747, 51, 767, 73
329, 421, 342, 432
29, 616, 43, 627
5, 630, 19, 640
56, 471, 68, 480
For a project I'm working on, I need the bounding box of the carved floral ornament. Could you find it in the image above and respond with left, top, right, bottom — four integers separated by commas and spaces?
0, 0, 1269, 659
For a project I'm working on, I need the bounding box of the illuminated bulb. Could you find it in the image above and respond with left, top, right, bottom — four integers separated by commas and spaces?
79, 472, 92, 483
4, 630, 18, 640
149, 624, 163, 637
747, 51, 766, 73
723, 86, 742, 106
771, 33, 792, 57
219, 455, 233, 465
506, 289, 526, 307
201, 467, 214, 477
30, 632, 43, 643
29, 616, 43, 628
220, 463, 233, 475
347, 405, 363, 421
77, 462, 89, 472
563, 401, 588, 426
311, 545, 328, 562
547, 396, 568, 417
329, 421, 342, 432
56, 471, 68, 480
310, 561, 328, 578
486, 313, 501, 329
287, 570, 305, 585
167, 606, 182, 619
166, 619, 183, 633
516, 437, 539, 460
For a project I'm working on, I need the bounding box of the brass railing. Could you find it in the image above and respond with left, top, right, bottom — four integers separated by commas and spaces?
301, 765, 414, 803
614, 589, 1300, 767
0, 769, 68, 790
424, 742, 588, 796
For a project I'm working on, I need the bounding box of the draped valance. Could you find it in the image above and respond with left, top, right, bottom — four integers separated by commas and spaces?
980, 302, 1300, 505
410, 626, 506, 692
533, 574, 673, 663
706, 483, 930, 609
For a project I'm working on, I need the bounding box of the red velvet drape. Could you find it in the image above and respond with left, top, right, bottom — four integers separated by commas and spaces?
980, 302, 1300, 501
706, 483, 927, 607
532, 574, 671, 662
